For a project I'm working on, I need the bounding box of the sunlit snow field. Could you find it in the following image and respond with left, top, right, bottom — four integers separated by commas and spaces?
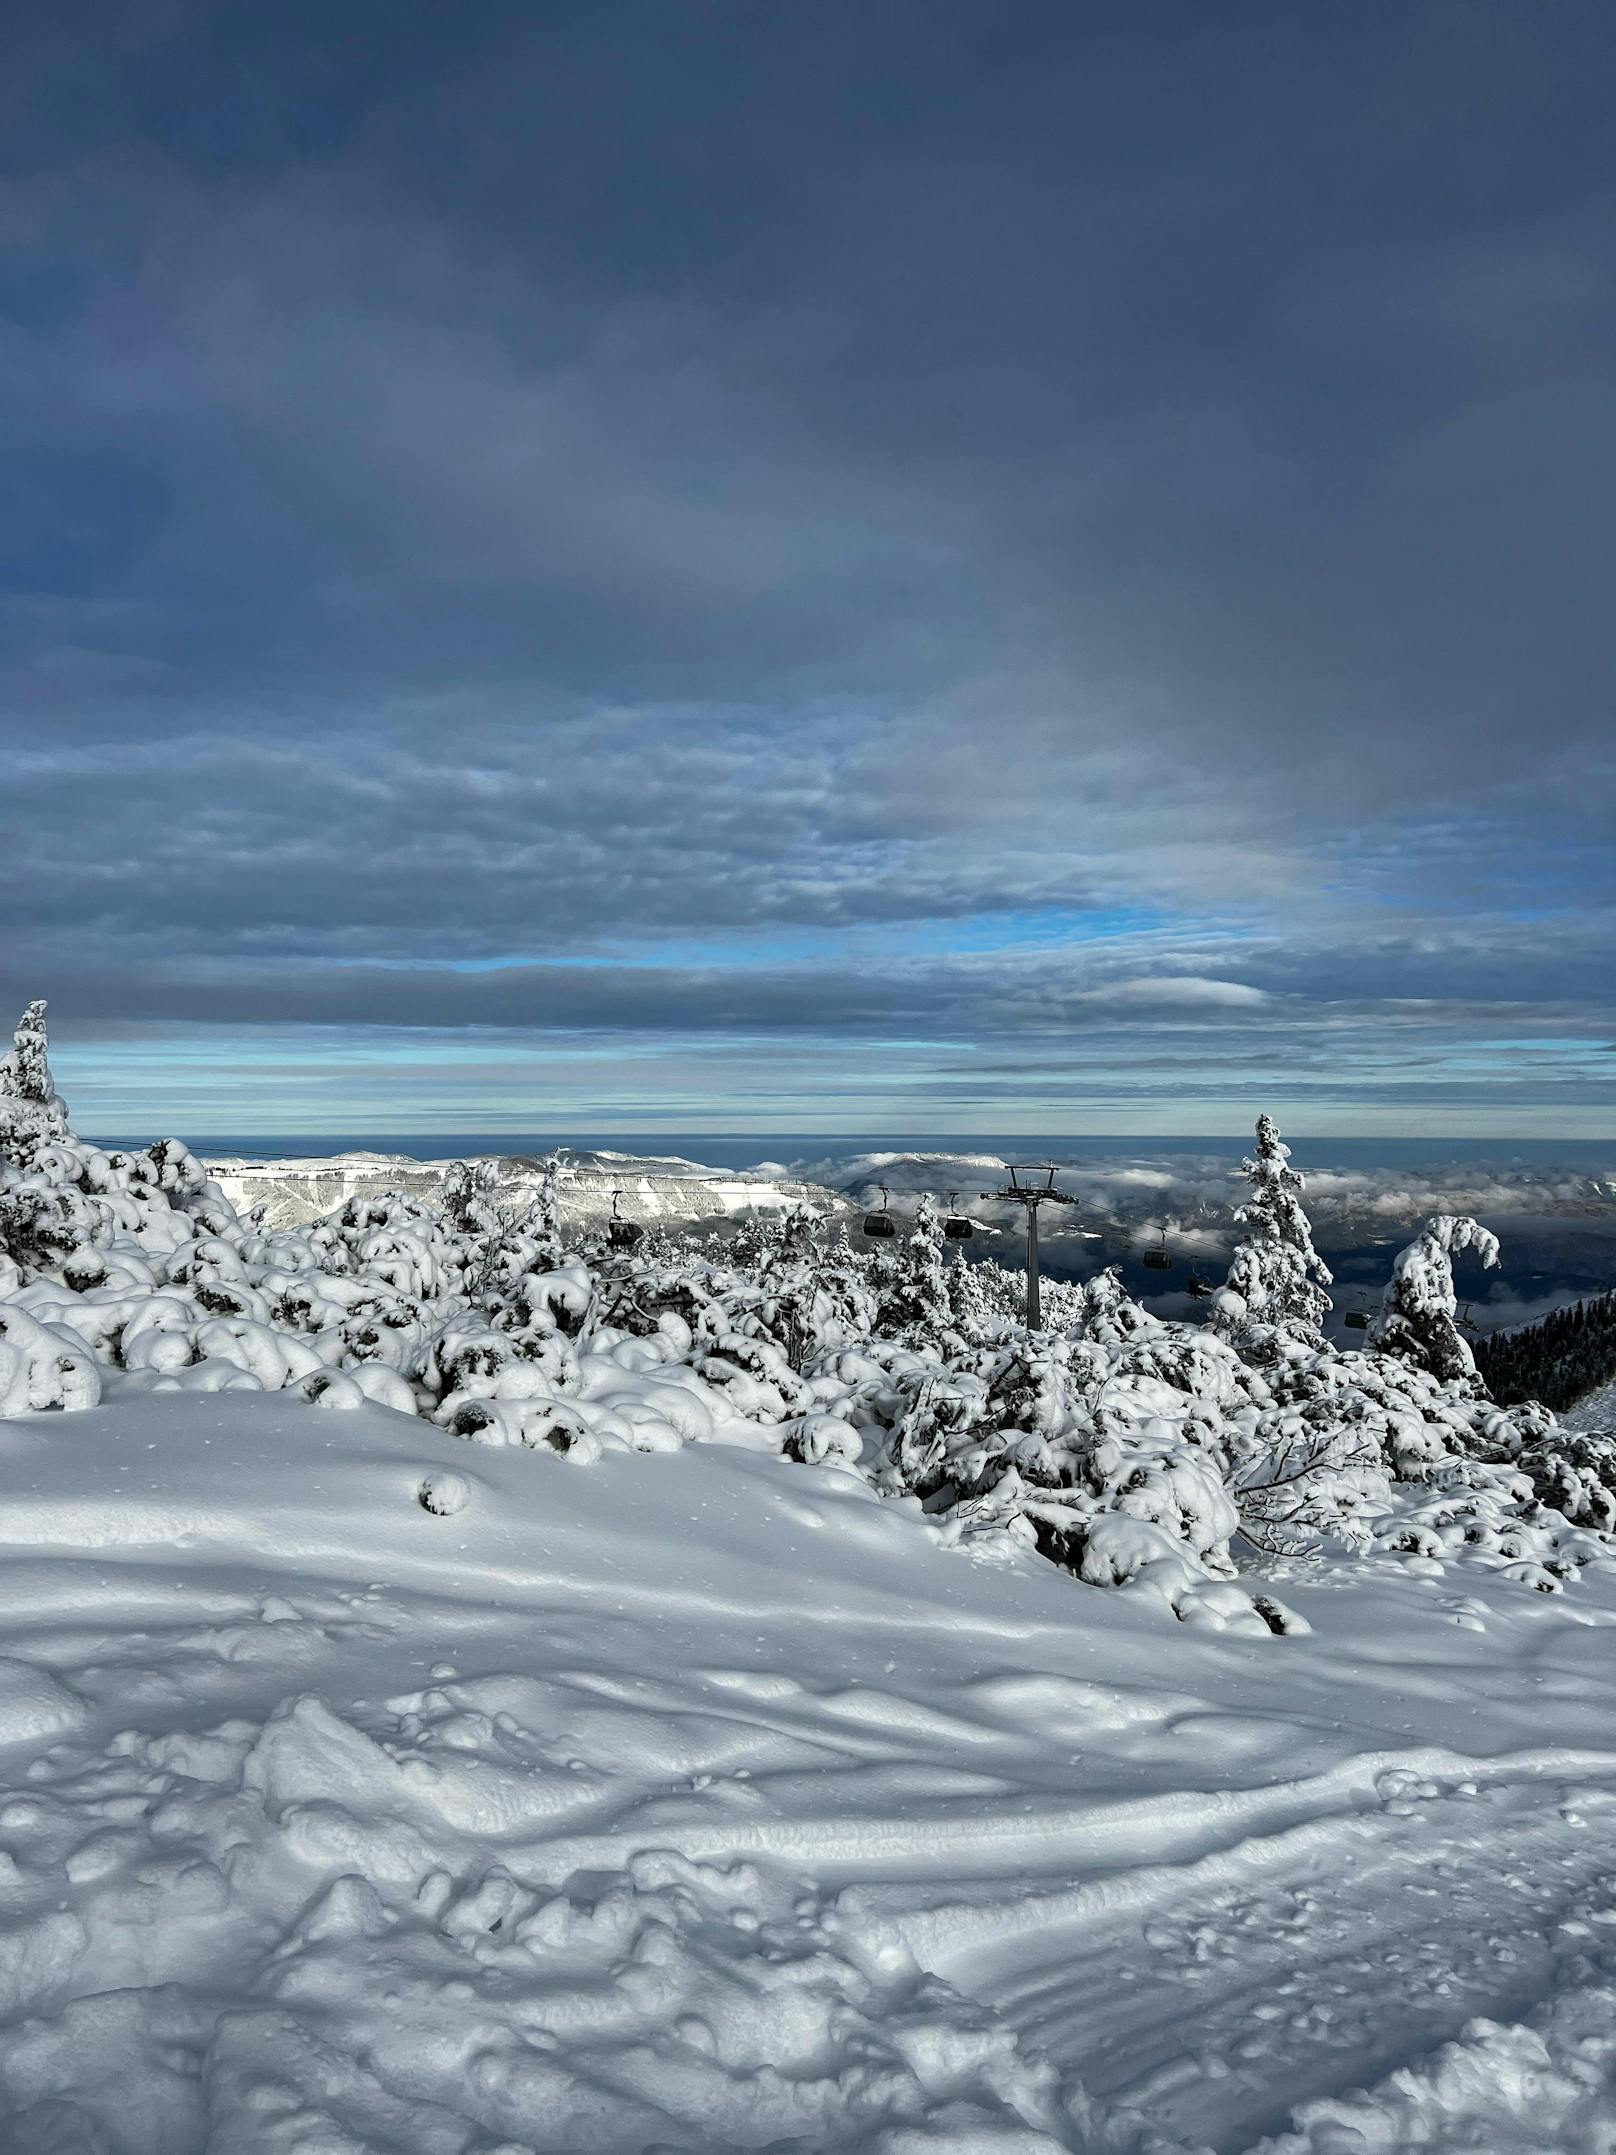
2, 1393, 1615, 2152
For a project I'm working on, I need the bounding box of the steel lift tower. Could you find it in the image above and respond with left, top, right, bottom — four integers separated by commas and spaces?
982, 1165, 1079, 1331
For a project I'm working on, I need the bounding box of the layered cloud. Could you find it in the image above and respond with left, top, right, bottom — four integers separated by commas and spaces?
1, 3, 1612, 1129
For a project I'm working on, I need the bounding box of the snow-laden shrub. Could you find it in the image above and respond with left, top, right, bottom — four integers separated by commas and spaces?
1233, 1417, 1389, 1556
780, 1411, 863, 1468
871, 1289, 1260, 1594
1370, 1213, 1499, 1385
418, 1469, 470, 1515
1516, 1429, 1616, 1533
0, 1302, 100, 1414
2, 999, 1609, 1615
297, 1363, 417, 1413
1368, 1453, 1604, 1588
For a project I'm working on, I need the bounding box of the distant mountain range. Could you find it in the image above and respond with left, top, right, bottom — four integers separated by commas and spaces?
204, 1147, 849, 1236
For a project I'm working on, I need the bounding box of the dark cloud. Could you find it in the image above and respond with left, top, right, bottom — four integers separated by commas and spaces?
2, 1, 1613, 1124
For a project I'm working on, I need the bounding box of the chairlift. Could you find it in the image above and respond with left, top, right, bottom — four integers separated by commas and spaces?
607, 1190, 644, 1251
943, 1192, 973, 1240
1344, 1306, 1370, 1331
1141, 1228, 1174, 1273
1186, 1272, 1213, 1299
863, 1185, 897, 1240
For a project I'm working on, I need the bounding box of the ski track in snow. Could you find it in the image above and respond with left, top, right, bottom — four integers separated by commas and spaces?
2, 1395, 1616, 2152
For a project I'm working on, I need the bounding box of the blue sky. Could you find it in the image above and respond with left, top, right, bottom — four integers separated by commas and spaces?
3, 1, 1614, 1135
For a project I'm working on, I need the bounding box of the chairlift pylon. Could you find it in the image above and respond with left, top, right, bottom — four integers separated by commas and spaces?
863, 1185, 897, 1239
982, 1164, 1079, 1332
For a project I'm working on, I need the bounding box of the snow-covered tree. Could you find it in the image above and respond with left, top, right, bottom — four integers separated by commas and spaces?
440, 1159, 506, 1299
1212, 1113, 1332, 1341
442, 1159, 503, 1242
469, 1151, 571, 1307
0, 1000, 68, 1156
0, 1000, 57, 1109
1517, 1428, 1616, 1533
947, 1251, 1001, 1340
875, 1197, 955, 1346
1370, 1214, 1499, 1385
955, 1257, 1093, 1334
1, 989, 1607, 1614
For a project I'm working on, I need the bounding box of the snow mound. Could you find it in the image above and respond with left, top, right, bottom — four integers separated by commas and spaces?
0, 1659, 86, 1747
1256, 1954, 1616, 2152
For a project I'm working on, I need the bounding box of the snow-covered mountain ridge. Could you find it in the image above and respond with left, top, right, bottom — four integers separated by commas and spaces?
206, 1146, 846, 1234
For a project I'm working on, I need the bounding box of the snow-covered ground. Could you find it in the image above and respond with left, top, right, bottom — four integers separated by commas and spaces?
3, 1391, 1615, 2154
5, 1002, 1616, 2148
1565, 1378, 1616, 1432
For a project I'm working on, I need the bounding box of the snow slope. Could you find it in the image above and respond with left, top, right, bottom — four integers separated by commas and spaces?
2, 1393, 1615, 2153
1565, 1376, 1616, 1431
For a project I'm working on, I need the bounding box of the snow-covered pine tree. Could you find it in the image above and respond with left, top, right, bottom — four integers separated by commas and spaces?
947, 1251, 1000, 1341
1212, 1113, 1332, 1341
774, 1198, 822, 1264
507, 1152, 569, 1276
0, 999, 67, 1146
795, 1220, 878, 1357
1369, 1214, 1498, 1385
728, 1211, 783, 1272
441, 1159, 504, 1241
875, 1196, 955, 1347
720, 1202, 822, 1374
0, 999, 53, 1105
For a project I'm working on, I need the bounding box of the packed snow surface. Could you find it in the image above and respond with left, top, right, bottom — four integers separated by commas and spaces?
3, 1393, 1616, 2153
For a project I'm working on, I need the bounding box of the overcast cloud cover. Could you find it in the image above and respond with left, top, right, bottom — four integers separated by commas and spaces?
2, 0, 1613, 1133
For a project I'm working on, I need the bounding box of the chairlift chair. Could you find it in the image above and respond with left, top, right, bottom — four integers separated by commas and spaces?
1186, 1272, 1212, 1299
943, 1192, 973, 1240
1142, 1229, 1174, 1273
863, 1186, 897, 1239
607, 1190, 644, 1251
1344, 1307, 1370, 1330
